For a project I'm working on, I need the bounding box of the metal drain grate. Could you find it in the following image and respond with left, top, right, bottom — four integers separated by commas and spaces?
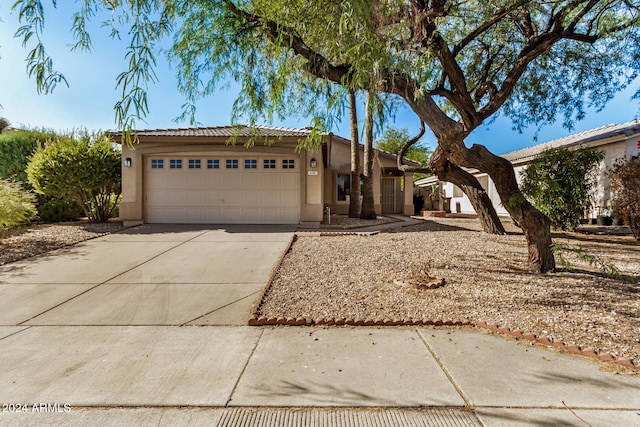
216, 408, 481, 426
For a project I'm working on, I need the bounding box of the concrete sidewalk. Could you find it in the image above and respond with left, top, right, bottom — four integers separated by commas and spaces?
0, 224, 638, 426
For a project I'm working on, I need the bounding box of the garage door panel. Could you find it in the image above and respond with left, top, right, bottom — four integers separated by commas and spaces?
146, 207, 167, 223
261, 209, 279, 223
205, 175, 224, 189
186, 208, 204, 222
187, 191, 207, 205
147, 191, 167, 205
223, 174, 243, 190
243, 208, 261, 223
280, 191, 299, 206
260, 174, 279, 189
279, 174, 298, 190
204, 191, 222, 204
145, 156, 300, 224
166, 191, 187, 205
165, 174, 187, 189
166, 207, 187, 222
280, 208, 299, 223
261, 191, 280, 207
186, 173, 205, 187
242, 174, 260, 188
224, 191, 244, 205
224, 208, 243, 222
242, 191, 262, 205
204, 207, 224, 221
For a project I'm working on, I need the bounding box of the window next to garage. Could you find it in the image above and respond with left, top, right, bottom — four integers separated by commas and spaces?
263, 159, 276, 169
282, 159, 295, 169
151, 159, 164, 169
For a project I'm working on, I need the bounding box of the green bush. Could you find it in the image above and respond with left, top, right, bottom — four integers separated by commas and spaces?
37, 196, 84, 223
0, 129, 56, 184
26, 133, 122, 222
0, 179, 36, 232
609, 157, 640, 240
521, 147, 604, 231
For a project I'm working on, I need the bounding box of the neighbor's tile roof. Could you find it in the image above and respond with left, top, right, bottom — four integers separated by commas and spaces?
125, 125, 314, 138
501, 120, 640, 164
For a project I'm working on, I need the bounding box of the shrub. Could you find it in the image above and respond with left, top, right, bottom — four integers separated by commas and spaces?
608, 157, 640, 240
0, 129, 56, 184
521, 147, 604, 231
0, 179, 36, 232
26, 133, 122, 222
37, 196, 84, 223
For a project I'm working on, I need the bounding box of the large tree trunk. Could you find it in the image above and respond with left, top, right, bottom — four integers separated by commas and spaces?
429, 147, 505, 235
360, 91, 376, 220
348, 90, 361, 218
398, 124, 505, 235
453, 143, 556, 273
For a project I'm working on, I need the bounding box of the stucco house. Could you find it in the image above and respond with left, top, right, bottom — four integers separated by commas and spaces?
416, 120, 640, 219
117, 125, 416, 226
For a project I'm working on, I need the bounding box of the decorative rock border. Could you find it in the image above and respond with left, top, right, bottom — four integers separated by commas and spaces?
248, 315, 472, 328
296, 231, 380, 237
247, 313, 638, 371
473, 321, 637, 370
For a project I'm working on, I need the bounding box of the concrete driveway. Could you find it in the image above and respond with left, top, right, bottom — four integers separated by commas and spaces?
0, 224, 295, 327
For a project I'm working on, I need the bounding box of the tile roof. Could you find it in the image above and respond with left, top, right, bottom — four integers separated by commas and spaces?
501, 120, 640, 164
122, 125, 314, 138
115, 124, 420, 165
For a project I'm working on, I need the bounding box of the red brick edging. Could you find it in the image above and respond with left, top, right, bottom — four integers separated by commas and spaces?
247, 314, 638, 371
473, 321, 637, 370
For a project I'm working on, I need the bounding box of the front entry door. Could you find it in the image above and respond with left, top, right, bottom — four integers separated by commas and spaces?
381, 177, 396, 214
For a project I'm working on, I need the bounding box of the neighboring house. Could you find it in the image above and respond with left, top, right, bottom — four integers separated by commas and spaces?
416, 120, 640, 219
117, 125, 417, 226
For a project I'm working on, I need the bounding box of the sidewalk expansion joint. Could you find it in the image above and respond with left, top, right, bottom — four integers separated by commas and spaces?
225, 328, 265, 407
415, 328, 473, 409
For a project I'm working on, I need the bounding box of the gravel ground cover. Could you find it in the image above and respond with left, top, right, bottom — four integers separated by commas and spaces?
0, 221, 125, 265
259, 218, 640, 367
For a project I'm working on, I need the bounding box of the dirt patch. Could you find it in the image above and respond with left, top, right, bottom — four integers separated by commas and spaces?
0, 221, 125, 265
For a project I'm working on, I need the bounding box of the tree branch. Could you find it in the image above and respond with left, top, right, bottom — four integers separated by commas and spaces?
451, 8, 513, 57
397, 120, 427, 172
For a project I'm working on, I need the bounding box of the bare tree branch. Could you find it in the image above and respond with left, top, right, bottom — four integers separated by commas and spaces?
397, 120, 427, 172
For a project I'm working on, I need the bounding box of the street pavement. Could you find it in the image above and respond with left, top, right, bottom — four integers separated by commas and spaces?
0, 224, 638, 426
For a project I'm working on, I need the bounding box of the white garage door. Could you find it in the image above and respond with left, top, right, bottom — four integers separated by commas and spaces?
145, 155, 300, 224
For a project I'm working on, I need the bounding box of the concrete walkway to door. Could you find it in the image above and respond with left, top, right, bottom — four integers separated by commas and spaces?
0, 224, 639, 427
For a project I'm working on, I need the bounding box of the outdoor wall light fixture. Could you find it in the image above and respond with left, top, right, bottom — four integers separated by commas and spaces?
124, 157, 132, 168
310, 158, 317, 168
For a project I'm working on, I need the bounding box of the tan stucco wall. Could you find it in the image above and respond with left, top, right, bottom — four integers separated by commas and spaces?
327, 137, 407, 215
118, 136, 323, 224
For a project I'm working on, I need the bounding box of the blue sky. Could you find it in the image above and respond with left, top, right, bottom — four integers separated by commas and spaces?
1, 3, 638, 155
